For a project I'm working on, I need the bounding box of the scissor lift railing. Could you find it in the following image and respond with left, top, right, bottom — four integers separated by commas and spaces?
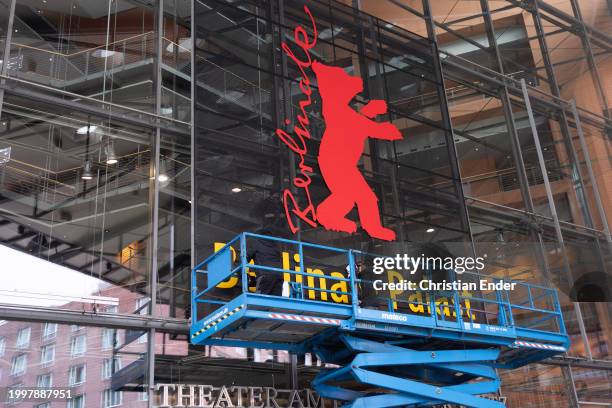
191, 233, 569, 408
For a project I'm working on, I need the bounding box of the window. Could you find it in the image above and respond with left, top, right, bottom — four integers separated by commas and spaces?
105, 305, 118, 313
70, 335, 87, 357
40, 344, 55, 366
0, 337, 5, 357
42, 323, 58, 340
15, 327, 30, 348
135, 298, 149, 343
136, 297, 149, 315
36, 403, 50, 408
138, 392, 148, 401
102, 358, 121, 379
103, 389, 122, 408
67, 394, 84, 408
10, 354, 26, 376
101, 329, 116, 350
68, 365, 86, 385
71, 325, 83, 332
37, 373, 52, 388
137, 332, 147, 344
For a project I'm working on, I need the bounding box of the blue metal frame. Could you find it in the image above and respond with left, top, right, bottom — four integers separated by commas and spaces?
191, 233, 570, 407
313, 335, 505, 408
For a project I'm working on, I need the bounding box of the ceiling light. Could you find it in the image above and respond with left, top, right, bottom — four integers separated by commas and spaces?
216, 90, 245, 104
0, 146, 11, 166
157, 158, 169, 183
81, 159, 94, 180
165, 38, 192, 53
105, 142, 118, 165
426, 227, 435, 233
92, 49, 118, 58
318, 27, 343, 40
385, 23, 394, 29
77, 125, 97, 135
231, 187, 242, 193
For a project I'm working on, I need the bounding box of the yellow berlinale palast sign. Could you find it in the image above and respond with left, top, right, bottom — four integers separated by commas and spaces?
212, 243, 474, 319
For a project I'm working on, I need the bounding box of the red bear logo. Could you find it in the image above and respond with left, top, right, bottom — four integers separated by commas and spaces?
313, 61, 403, 241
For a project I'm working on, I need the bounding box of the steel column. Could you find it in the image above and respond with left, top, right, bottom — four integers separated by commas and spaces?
146, 0, 164, 404
361, 11, 406, 243
521, 79, 593, 362
530, 0, 597, 229
190, 0, 195, 271
479, 0, 555, 288
421, 0, 474, 242
569, 100, 612, 246
562, 365, 580, 408
0, 0, 17, 116
568, 0, 610, 120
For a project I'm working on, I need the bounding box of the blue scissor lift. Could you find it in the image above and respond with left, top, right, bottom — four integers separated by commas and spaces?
191, 233, 569, 408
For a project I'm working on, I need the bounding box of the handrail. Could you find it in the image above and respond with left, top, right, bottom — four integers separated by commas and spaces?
11, 32, 154, 58
192, 233, 567, 338
0, 75, 191, 127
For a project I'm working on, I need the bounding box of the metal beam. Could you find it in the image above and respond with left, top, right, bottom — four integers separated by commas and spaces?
0, 0, 17, 116
0, 76, 189, 139
146, 1, 164, 405
0, 304, 189, 334
422, 0, 473, 238
542, 356, 612, 371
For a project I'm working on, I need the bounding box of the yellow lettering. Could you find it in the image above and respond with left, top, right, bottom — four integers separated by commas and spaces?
329, 272, 348, 303
306, 268, 327, 300
213, 242, 238, 288
461, 291, 474, 320
282, 252, 291, 283
408, 292, 425, 313
294, 254, 303, 284
386, 270, 404, 310
435, 297, 452, 317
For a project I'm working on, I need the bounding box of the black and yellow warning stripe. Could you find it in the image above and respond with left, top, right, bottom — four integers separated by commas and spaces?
192, 306, 243, 339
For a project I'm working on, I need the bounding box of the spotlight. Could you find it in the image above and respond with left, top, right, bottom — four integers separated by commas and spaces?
77, 125, 97, 135
105, 141, 118, 165
157, 158, 169, 183
426, 227, 435, 233
231, 187, 242, 193
81, 159, 94, 180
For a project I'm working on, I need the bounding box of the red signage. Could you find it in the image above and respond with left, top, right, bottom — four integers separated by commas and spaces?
276, 5, 403, 241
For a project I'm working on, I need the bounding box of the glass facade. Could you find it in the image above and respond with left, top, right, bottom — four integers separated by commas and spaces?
0, 0, 610, 407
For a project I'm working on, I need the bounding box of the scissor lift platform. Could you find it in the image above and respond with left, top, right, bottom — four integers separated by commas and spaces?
191, 233, 569, 408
